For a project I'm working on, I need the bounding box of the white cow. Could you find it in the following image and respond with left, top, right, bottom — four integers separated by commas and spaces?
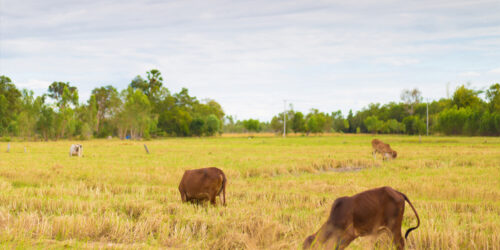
69, 144, 83, 157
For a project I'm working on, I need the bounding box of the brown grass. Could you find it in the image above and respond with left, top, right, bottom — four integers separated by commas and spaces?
0, 135, 498, 249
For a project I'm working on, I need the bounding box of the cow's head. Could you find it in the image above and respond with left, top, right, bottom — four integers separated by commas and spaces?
391, 150, 397, 159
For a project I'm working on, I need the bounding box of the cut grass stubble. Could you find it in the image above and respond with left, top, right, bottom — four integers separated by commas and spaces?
0, 135, 498, 249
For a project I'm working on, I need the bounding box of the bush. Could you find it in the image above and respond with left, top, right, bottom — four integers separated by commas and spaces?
364, 116, 383, 134
0, 136, 11, 142
438, 107, 470, 135
143, 129, 151, 140
479, 111, 500, 136
382, 119, 405, 134
403, 116, 425, 135
190, 118, 205, 136
242, 119, 261, 133
205, 115, 220, 136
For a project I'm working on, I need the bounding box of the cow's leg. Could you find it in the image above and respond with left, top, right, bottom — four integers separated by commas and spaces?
332, 226, 357, 250
335, 234, 356, 250
372, 150, 376, 160
391, 204, 406, 250
391, 229, 404, 250
180, 191, 187, 202
210, 192, 217, 205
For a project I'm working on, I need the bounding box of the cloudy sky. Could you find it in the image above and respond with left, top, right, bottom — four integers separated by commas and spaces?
1, 0, 500, 120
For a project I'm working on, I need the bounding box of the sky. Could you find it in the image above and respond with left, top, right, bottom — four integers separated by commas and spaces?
1, 0, 500, 121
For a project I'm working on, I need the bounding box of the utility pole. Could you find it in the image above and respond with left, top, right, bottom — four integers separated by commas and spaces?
426, 98, 429, 136
283, 100, 286, 138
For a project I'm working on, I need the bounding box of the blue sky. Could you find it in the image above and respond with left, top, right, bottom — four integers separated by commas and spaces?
1, 0, 500, 120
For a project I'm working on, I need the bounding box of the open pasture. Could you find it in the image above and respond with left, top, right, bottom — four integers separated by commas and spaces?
0, 135, 499, 249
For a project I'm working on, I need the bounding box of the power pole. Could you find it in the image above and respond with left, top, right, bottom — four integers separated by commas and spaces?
426, 98, 429, 136
283, 100, 287, 137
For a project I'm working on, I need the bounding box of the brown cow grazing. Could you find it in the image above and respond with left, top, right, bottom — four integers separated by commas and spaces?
303, 186, 420, 250
178, 167, 226, 206
372, 139, 397, 160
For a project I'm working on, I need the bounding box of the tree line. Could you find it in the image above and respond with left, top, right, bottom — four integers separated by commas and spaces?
1, 72, 499, 139
0, 70, 224, 140
226, 84, 500, 136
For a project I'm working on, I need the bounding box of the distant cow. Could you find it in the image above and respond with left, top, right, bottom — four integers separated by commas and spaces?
372, 139, 397, 160
69, 144, 83, 157
178, 167, 226, 206
303, 186, 420, 250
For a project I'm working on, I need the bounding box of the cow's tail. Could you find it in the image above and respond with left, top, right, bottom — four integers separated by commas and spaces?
220, 172, 227, 206
398, 191, 420, 239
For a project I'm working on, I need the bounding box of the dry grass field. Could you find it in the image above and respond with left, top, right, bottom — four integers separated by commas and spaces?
0, 135, 499, 249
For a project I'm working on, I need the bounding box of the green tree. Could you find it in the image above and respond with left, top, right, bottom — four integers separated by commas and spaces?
382, 119, 405, 134
452, 85, 482, 109
74, 95, 98, 139
194, 99, 225, 122
174, 88, 198, 110
242, 119, 261, 133
158, 106, 192, 137
485, 83, 500, 112
402, 116, 426, 135
305, 109, 327, 134
331, 110, 349, 132
401, 88, 422, 115
291, 111, 306, 133
17, 90, 44, 139
364, 116, 383, 134
270, 116, 283, 133
365, 116, 385, 134
347, 110, 354, 133
36, 102, 56, 141
130, 69, 164, 103
270, 110, 293, 133
91, 85, 120, 134
47, 81, 79, 139
438, 107, 466, 135
115, 88, 152, 139
47, 82, 78, 110
0, 76, 21, 135
205, 114, 221, 136
190, 117, 205, 136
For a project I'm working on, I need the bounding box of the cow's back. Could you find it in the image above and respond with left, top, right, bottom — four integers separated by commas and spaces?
351, 187, 404, 234
371, 139, 382, 148
372, 139, 394, 154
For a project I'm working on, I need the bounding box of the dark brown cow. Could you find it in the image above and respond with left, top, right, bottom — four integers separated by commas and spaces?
178, 167, 226, 206
303, 186, 419, 250
372, 139, 397, 160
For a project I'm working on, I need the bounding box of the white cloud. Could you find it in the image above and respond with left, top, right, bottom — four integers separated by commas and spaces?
1, 0, 500, 120
375, 57, 420, 66
459, 71, 481, 77
489, 68, 500, 74
16, 79, 51, 90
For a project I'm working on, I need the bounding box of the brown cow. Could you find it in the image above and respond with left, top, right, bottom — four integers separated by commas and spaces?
372, 139, 397, 160
303, 186, 420, 250
178, 167, 226, 206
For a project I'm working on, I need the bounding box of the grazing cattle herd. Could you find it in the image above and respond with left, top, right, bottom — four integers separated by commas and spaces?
66, 138, 418, 249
